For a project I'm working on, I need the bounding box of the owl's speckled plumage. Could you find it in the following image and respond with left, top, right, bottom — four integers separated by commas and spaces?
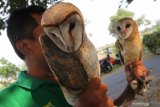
39, 2, 100, 105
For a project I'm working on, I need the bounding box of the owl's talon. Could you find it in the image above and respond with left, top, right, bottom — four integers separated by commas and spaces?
130, 74, 151, 96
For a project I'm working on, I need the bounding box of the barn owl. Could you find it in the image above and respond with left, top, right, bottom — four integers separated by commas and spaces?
114, 17, 151, 95
39, 2, 100, 105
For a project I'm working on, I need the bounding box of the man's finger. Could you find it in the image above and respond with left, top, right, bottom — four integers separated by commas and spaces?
87, 77, 101, 90
106, 97, 114, 107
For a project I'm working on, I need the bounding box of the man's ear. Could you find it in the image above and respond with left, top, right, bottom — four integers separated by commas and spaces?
16, 40, 33, 56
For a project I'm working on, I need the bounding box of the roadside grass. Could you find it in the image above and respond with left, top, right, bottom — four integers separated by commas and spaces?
0, 84, 5, 90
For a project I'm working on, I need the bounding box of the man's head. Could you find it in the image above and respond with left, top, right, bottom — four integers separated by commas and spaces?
7, 5, 45, 60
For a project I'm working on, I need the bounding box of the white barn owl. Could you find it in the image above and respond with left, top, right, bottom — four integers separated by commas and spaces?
39, 2, 100, 105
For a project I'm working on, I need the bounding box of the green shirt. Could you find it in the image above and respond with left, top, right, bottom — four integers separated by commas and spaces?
0, 71, 72, 107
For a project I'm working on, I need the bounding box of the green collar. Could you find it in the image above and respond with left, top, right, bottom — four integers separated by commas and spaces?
15, 71, 58, 90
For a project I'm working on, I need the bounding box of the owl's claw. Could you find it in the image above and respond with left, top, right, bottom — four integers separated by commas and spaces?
130, 74, 151, 95
125, 61, 152, 95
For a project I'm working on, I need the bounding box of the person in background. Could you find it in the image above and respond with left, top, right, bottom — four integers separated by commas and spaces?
115, 53, 121, 65
0, 5, 114, 107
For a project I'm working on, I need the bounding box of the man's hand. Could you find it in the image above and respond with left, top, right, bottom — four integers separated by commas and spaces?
73, 77, 114, 107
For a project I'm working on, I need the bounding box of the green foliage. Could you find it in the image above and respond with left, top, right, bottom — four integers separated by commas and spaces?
108, 9, 134, 36
143, 31, 160, 55
0, 0, 62, 34
19, 63, 27, 71
136, 15, 151, 26
118, 0, 134, 8
136, 16, 144, 26
0, 57, 20, 83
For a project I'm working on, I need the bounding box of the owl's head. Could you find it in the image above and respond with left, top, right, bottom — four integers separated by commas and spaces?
114, 17, 137, 40
41, 2, 84, 53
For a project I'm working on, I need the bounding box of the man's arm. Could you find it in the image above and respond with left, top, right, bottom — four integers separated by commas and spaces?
73, 77, 114, 107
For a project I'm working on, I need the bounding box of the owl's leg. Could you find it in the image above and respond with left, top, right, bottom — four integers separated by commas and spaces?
114, 61, 151, 106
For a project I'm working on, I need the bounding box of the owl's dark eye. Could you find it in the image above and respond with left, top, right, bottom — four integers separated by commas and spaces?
69, 22, 75, 30
126, 23, 130, 28
117, 26, 121, 31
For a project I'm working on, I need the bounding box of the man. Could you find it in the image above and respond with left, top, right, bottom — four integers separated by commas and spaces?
0, 5, 114, 107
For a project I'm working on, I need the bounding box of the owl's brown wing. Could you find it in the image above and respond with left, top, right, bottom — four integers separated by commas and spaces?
40, 34, 88, 91
115, 40, 124, 64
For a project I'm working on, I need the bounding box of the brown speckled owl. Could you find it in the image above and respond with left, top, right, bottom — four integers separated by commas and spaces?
39, 2, 100, 105
114, 17, 151, 95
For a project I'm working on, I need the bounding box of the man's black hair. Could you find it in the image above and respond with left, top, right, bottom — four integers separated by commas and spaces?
7, 5, 46, 59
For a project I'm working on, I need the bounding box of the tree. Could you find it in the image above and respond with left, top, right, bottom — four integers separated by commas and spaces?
0, 0, 62, 34
136, 15, 151, 26
0, 57, 20, 84
0, 0, 157, 35
143, 31, 160, 55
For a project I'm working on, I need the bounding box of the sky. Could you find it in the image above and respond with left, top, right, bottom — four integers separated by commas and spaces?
0, 0, 160, 66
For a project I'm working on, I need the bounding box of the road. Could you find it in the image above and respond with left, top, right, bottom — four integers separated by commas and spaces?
101, 55, 160, 100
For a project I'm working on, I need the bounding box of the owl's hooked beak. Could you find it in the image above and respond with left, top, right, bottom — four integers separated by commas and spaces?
120, 30, 130, 40
121, 30, 127, 37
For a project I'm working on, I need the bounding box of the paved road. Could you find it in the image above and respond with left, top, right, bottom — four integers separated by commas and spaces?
101, 55, 160, 100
